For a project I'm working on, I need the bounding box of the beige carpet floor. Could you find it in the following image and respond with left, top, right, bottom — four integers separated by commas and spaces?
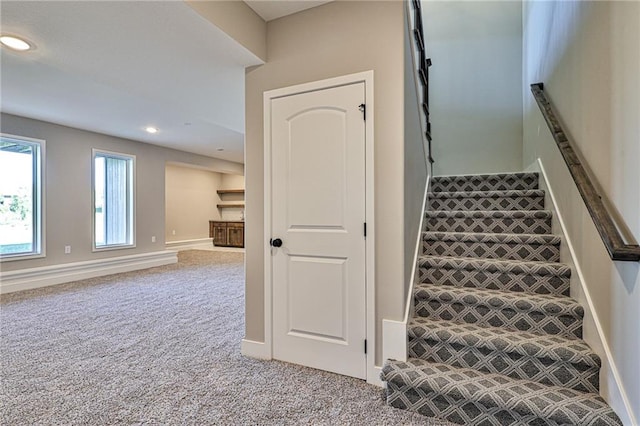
1, 250, 453, 425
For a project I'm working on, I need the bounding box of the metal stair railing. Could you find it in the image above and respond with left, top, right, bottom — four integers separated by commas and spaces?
406, 0, 433, 168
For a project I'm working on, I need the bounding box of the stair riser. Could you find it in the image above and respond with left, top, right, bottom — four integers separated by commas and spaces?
431, 174, 539, 193
423, 240, 560, 262
414, 299, 583, 339
426, 216, 552, 234
429, 196, 544, 212
407, 338, 599, 393
419, 267, 570, 297
386, 383, 564, 426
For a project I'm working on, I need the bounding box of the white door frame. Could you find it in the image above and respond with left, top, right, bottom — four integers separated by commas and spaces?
263, 71, 376, 384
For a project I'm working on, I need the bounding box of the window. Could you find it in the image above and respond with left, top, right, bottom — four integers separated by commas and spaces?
0, 134, 44, 260
93, 150, 135, 250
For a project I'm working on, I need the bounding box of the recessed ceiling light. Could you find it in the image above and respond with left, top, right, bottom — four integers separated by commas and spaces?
0, 35, 34, 51
145, 126, 158, 134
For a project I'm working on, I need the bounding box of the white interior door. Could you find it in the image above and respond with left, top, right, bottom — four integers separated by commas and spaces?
269, 82, 367, 379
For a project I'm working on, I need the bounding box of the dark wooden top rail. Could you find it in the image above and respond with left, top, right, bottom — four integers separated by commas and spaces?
531, 83, 640, 262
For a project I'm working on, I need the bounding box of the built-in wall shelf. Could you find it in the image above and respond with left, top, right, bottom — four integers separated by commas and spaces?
217, 189, 245, 195
217, 188, 245, 212
217, 203, 245, 209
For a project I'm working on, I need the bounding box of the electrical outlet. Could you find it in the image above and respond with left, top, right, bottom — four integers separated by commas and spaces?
151, 236, 156, 243
64, 245, 71, 254
172, 230, 176, 235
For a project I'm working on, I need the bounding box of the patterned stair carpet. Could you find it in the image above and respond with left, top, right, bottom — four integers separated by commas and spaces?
381, 172, 622, 425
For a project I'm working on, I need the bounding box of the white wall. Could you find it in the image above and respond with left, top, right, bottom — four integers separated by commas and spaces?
220, 173, 244, 190
423, 0, 523, 176
244, 0, 405, 365
165, 168, 245, 239
165, 164, 221, 242
523, 1, 640, 423
0, 113, 243, 272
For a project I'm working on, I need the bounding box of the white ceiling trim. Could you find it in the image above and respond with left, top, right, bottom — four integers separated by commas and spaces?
244, 0, 334, 22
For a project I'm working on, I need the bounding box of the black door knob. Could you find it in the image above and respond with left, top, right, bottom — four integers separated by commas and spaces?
270, 238, 283, 247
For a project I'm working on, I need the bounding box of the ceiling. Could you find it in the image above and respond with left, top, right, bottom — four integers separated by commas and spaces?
245, 0, 333, 21
0, 1, 266, 164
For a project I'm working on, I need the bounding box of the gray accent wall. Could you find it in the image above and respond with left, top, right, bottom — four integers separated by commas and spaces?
1, 113, 243, 272
522, 1, 639, 422
423, 0, 523, 176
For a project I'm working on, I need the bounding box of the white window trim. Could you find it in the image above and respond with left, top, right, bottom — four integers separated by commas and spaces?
0, 133, 46, 262
91, 148, 136, 252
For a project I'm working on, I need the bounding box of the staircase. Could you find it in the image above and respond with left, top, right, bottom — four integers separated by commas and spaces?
381, 172, 622, 425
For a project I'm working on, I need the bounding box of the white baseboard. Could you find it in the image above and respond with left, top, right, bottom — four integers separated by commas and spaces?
240, 339, 271, 360
381, 169, 428, 376
536, 159, 635, 426
208, 246, 245, 253
165, 238, 213, 251
165, 238, 245, 253
0, 250, 177, 294
368, 365, 384, 387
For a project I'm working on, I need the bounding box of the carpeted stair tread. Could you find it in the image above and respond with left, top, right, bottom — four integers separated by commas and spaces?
414, 283, 583, 338
424, 232, 560, 245
431, 172, 539, 193
426, 210, 552, 219
425, 210, 552, 234
408, 317, 600, 392
428, 190, 544, 211
429, 190, 545, 199
382, 171, 620, 423
381, 358, 622, 426
418, 255, 570, 296
419, 255, 570, 278
408, 317, 599, 368
422, 232, 560, 262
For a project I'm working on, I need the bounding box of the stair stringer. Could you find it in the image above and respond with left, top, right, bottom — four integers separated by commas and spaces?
532, 158, 635, 426
382, 173, 432, 365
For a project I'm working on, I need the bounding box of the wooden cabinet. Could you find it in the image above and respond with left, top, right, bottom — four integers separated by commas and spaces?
210, 222, 228, 246
209, 221, 244, 248
227, 223, 244, 247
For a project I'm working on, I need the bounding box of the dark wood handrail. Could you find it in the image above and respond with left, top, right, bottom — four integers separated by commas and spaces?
531, 83, 640, 262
